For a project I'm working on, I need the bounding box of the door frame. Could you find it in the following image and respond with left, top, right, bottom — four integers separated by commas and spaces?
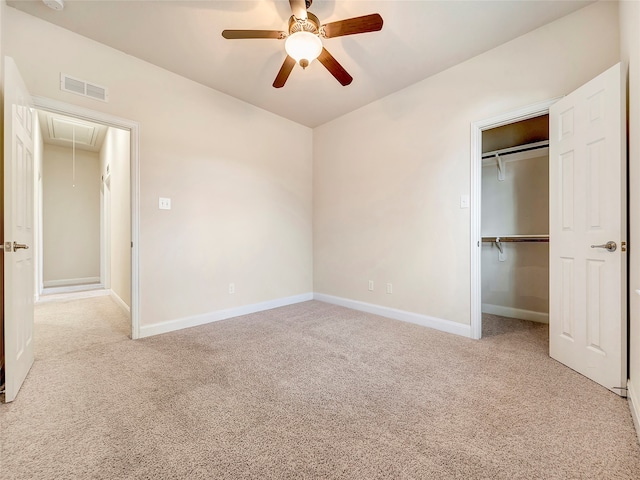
470, 98, 559, 340
32, 95, 141, 339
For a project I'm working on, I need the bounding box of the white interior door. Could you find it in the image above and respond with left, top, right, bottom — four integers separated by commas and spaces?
549, 63, 626, 395
3, 57, 35, 403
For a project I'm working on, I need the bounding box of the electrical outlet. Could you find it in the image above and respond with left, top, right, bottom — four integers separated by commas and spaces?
368, 280, 374, 291
228, 283, 235, 294
386, 283, 393, 294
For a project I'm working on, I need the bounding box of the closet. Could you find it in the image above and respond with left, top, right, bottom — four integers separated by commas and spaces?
481, 115, 550, 330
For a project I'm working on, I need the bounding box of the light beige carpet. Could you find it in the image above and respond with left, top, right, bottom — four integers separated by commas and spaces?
1, 299, 639, 479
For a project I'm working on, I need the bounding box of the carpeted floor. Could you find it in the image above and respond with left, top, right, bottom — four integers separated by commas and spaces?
1, 298, 639, 479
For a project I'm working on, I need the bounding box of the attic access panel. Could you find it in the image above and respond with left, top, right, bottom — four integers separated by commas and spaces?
48, 116, 98, 147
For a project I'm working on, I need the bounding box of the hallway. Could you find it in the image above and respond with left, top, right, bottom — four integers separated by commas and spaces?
35, 294, 130, 361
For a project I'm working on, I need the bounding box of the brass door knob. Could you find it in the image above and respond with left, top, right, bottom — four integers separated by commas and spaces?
13, 242, 29, 252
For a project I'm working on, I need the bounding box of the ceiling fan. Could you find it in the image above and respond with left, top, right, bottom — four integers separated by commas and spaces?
222, 0, 383, 88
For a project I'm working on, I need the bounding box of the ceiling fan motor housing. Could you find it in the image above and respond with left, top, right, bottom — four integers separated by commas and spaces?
288, 12, 320, 35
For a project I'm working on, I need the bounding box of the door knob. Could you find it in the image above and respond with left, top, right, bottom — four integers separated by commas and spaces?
12, 242, 29, 252
590, 241, 617, 252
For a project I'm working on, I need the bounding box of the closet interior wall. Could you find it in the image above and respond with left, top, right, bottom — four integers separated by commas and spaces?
42, 143, 101, 288
481, 116, 550, 323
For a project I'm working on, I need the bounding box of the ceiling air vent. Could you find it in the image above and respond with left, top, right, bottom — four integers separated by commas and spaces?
60, 73, 109, 102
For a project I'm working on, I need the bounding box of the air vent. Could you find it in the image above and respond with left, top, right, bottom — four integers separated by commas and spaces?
86, 83, 107, 101
60, 73, 109, 102
63, 76, 85, 95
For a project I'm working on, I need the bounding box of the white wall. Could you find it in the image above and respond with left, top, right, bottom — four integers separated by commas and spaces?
99, 127, 131, 307
481, 154, 549, 321
42, 144, 100, 285
620, 0, 640, 435
3, 6, 313, 328
313, 1, 620, 325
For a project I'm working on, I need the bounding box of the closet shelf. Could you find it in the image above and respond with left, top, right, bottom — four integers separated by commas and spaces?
482, 235, 549, 243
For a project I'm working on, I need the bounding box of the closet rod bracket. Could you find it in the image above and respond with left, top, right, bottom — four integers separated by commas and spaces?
495, 237, 505, 262
496, 153, 505, 181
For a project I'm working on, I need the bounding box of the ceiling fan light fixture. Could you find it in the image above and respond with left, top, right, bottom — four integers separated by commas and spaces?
43, 0, 64, 11
285, 31, 322, 69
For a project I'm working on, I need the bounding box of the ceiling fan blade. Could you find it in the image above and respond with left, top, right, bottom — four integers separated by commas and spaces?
321, 13, 383, 38
289, 0, 308, 20
273, 56, 296, 88
222, 30, 286, 40
317, 48, 353, 86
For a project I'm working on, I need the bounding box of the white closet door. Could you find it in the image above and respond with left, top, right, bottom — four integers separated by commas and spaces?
549, 63, 626, 395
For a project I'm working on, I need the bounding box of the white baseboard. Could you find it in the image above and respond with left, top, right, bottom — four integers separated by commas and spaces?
482, 303, 549, 324
41, 283, 104, 295
628, 379, 640, 443
37, 288, 110, 303
43, 277, 100, 288
139, 292, 314, 338
314, 293, 471, 338
110, 289, 131, 317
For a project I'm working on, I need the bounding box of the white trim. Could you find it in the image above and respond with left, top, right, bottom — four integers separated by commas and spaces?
37, 288, 110, 304
470, 98, 559, 340
41, 283, 104, 295
481, 303, 549, 324
35, 119, 44, 302
314, 293, 472, 338
628, 380, 640, 443
110, 289, 130, 316
138, 293, 314, 338
32, 95, 141, 339
43, 276, 100, 288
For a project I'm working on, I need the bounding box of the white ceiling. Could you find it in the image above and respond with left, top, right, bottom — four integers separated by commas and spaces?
8, 0, 594, 127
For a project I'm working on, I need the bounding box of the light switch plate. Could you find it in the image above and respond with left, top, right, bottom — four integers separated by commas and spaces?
159, 197, 171, 210
460, 195, 470, 209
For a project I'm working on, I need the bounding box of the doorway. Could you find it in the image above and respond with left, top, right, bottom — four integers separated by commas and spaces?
35, 111, 130, 300
470, 99, 556, 340
480, 115, 550, 338
32, 96, 141, 339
